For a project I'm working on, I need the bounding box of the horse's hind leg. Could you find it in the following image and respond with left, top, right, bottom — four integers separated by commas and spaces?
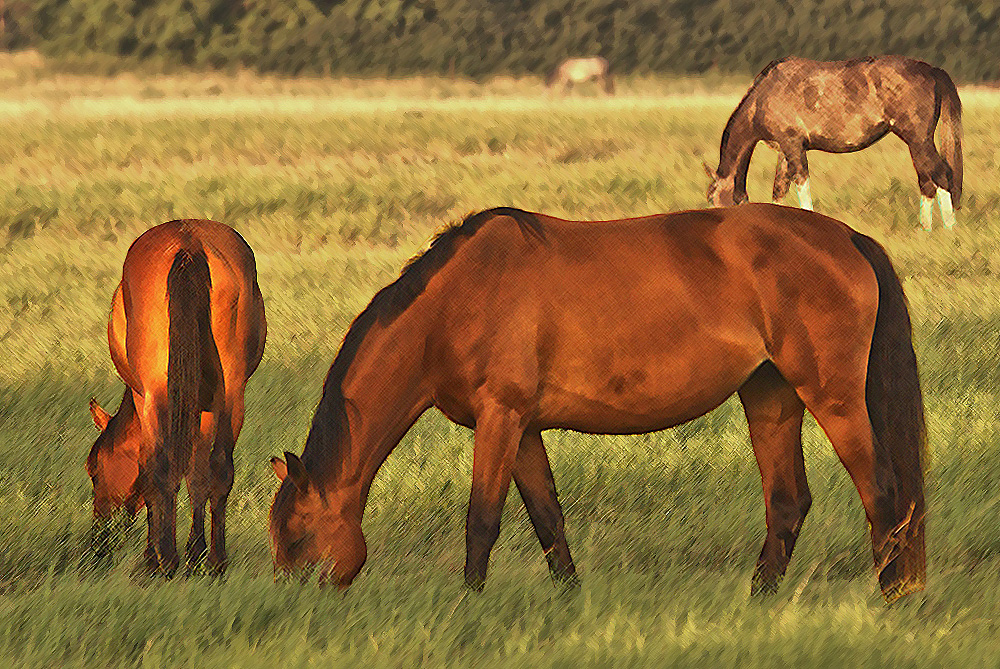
132, 474, 158, 577
134, 499, 158, 577
937, 188, 956, 229
184, 482, 208, 573
513, 430, 578, 586
919, 194, 934, 231
738, 363, 810, 595
902, 134, 955, 229
142, 403, 182, 577
147, 452, 181, 577
207, 403, 240, 576
183, 414, 215, 575
789, 376, 902, 599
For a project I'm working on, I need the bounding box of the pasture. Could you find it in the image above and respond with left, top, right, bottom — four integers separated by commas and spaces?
2, 64, 1000, 666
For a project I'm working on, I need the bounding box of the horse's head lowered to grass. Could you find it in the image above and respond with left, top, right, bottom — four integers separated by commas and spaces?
269, 452, 367, 586
85, 393, 144, 565
703, 161, 745, 207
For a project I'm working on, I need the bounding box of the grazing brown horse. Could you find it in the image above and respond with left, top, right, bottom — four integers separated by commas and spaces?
705, 56, 962, 231
545, 57, 615, 94
269, 205, 926, 603
87, 219, 266, 576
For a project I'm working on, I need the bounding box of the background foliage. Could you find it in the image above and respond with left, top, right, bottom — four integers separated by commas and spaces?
3, 0, 1000, 80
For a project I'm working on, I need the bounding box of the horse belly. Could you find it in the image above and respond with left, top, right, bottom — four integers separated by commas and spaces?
535, 337, 765, 434
798, 99, 887, 152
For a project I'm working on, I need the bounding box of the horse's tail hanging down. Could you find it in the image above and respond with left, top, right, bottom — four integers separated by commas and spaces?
165, 246, 212, 481
933, 67, 963, 208
851, 232, 927, 598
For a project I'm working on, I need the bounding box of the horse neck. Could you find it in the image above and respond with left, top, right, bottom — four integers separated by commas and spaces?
717, 99, 760, 198
305, 309, 432, 514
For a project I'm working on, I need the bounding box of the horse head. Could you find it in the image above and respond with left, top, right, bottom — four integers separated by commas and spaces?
703, 161, 744, 207
269, 452, 367, 587
86, 397, 143, 521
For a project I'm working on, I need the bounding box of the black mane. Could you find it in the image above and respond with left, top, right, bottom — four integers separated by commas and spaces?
297, 207, 543, 483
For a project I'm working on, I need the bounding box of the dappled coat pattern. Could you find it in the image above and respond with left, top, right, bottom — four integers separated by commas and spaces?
707, 56, 962, 230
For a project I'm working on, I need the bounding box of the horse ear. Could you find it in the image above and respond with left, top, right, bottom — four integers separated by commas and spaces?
270, 456, 288, 482
89, 398, 111, 431
283, 451, 310, 492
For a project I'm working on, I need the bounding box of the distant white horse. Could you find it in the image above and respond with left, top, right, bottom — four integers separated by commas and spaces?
546, 57, 614, 94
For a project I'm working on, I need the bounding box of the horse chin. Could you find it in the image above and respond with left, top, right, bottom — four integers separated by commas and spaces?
317, 527, 367, 588
317, 562, 352, 589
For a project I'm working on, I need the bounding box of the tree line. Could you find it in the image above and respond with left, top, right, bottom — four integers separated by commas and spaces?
2, 0, 998, 81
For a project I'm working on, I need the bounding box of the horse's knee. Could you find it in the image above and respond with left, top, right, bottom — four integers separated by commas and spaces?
466, 509, 501, 547
799, 489, 812, 520
772, 173, 792, 201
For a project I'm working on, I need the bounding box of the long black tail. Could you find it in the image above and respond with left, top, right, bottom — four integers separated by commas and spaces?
165, 247, 212, 483
851, 232, 927, 600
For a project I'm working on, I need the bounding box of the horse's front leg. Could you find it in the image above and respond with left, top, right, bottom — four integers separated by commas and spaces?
772, 151, 792, 204
774, 139, 813, 210
465, 400, 526, 591
789, 149, 813, 210
513, 430, 578, 586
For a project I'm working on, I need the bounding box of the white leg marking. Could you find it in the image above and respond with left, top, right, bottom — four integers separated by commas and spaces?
920, 195, 934, 231
937, 188, 956, 229
796, 179, 813, 210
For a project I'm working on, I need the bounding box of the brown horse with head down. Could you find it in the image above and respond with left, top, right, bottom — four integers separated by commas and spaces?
269, 205, 926, 603
87, 219, 266, 576
705, 56, 962, 231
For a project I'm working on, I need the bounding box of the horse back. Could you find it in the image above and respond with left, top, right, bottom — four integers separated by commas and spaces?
115, 220, 264, 396
749, 56, 941, 149
422, 205, 876, 431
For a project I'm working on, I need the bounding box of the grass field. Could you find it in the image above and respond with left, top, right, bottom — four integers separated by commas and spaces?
3, 58, 1000, 667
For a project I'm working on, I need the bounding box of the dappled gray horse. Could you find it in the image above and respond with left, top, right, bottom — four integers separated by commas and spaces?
546, 57, 614, 94
705, 56, 962, 230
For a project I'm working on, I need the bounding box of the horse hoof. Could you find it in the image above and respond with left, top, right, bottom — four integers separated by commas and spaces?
551, 571, 580, 590
750, 571, 781, 597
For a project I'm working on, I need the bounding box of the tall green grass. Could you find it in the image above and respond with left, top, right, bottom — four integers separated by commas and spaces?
2, 72, 1000, 667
